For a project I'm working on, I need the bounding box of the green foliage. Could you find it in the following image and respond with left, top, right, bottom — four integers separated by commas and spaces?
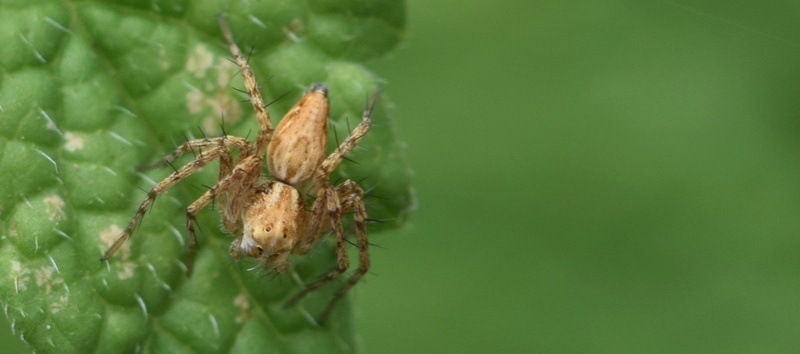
0, 0, 412, 353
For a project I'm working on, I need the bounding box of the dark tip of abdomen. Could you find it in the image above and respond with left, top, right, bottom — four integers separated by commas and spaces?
308, 83, 328, 97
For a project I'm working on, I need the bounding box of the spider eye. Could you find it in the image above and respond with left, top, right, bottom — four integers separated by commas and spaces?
265, 226, 272, 232
282, 233, 287, 239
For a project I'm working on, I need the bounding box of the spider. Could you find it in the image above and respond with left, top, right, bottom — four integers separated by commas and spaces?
101, 16, 378, 324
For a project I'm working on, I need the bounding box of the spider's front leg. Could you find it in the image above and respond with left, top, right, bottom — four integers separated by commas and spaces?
102, 145, 235, 265
219, 15, 273, 156
183, 155, 264, 274
137, 136, 252, 247
137, 136, 250, 170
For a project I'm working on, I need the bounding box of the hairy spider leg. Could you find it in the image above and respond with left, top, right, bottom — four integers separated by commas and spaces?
219, 16, 274, 156
185, 155, 264, 274
285, 180, 370, 323
311, 92, 380, 192
138, 136, 254, 238
323, 181, 370, 322
102, 146, 235, 266
137, 136, 250, 171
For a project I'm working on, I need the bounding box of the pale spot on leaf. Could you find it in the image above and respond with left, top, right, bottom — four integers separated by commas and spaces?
50, 293, 69, 314
234, 294, 249, 324
9, 260, 30, 292
117, 262, 135, 280
186, 87, 204, 114
34, 266, 63, 295
64, 132, 84, 152
184, 49, 242, 135
186, 44, 214, 78
43, 194, 66, 221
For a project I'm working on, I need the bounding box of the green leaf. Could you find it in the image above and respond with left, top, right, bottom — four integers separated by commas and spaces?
0, 1, 413, 353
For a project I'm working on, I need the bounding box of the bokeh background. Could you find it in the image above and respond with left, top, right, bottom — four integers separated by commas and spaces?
3, 0, 800, 353
355, 0, 800, 353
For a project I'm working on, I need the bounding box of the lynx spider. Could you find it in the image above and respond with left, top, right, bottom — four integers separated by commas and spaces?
102, 16, 378, 323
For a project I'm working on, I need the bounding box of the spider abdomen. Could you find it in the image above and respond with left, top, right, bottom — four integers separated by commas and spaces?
268, 85, 329, 184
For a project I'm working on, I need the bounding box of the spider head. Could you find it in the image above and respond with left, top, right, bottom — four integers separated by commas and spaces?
230, 182, 304, 273
232, 219, 297, 273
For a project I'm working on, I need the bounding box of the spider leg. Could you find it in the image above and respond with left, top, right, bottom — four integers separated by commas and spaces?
295, 186, 331, 255
185, 155, 264, 274
219, 15, 274, 156
102, 146, 232, 264
138, 136, 250, 171
284, 186, 348, 310
319, 180, 369, 323
216, 136, 242, 233
312, 91, 380, 192
285, 180, 369, 323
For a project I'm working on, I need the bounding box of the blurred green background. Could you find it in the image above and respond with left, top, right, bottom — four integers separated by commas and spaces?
355, 0, 800, 353
3, 0, 800, 353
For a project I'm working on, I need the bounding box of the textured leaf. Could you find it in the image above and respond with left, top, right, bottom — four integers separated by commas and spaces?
0, 0, 412, 353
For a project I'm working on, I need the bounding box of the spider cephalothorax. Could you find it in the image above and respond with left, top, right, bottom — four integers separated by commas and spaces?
102, 17, 378, 324
231, 180, 306, 273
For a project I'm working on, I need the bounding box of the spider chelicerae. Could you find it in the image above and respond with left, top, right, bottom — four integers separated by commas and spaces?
101, 16, 379, 324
